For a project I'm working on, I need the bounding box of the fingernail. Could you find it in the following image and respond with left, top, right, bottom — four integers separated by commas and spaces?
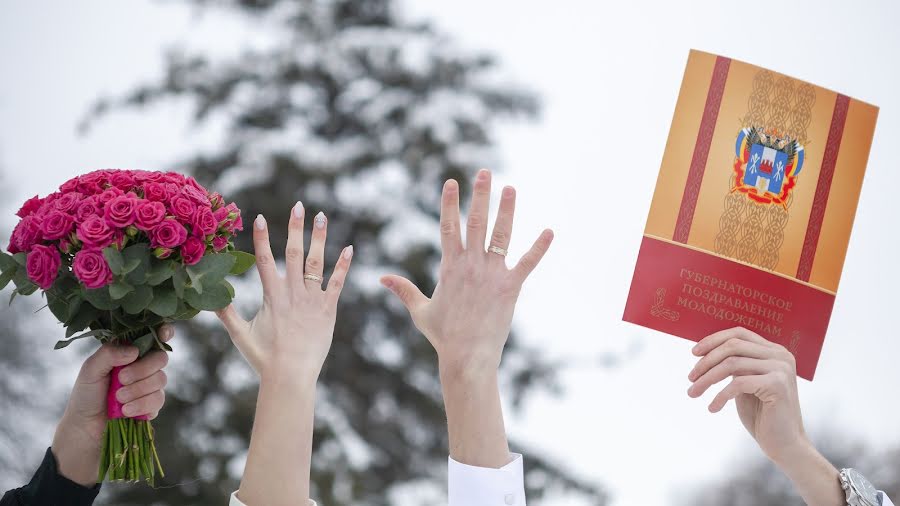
343, 245, 353, 259
503, 186, 514, 197
255, 214, 266, 230
122, 404, 135, 416
477, 169, 489, 180
293, 201, 304, 218
314, 212, 326, 229
116, 389, 128, 403
119, 371, 132, 385
381, 278, 393, 288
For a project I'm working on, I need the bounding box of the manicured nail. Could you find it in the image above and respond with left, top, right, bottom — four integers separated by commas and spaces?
477, 169, 489, 180
382, 278, 393, 288
293, 201, 304, 218
314, 212, 326, 229
343, 245, 353, 259
255, 214, 266, 230
503, 186, 514, 197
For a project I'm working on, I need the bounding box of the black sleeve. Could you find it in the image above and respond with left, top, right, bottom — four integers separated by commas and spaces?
0, 448, 101, 506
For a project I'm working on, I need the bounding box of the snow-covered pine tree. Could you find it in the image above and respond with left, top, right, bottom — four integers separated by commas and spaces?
86, 1, 606, 504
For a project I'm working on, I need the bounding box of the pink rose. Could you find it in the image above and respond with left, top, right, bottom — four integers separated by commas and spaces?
169, 197, 197, 223
162, 172, 186, 185
137, 171, 165, 183
135, 200, 167, 230
209, 192, 224, 210
150, 219, 188, 248
104, 195, 138, 228
109, 171, 136, 190
212, 235, 229, 252
53, 192, 83, 214
16, 195, 43, 218
96, 187, 124, 206
75, 198, 100, 223
221, 202, 243, 232
143, 182, 169, 202
181, 185, 209, 205
72, 249, 113, 289
213, 207, 229, 225
41, 210, 75, 241
76, 172, 105, 195
76, 216, 115, 248
180, 236, 206, 265
9, 216, 42, 253
26, 244, 61, 290
191, 206, 218, 237
59, 177, 80, 193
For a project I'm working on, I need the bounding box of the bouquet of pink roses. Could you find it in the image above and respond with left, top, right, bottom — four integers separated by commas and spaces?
0, 169, 255, 485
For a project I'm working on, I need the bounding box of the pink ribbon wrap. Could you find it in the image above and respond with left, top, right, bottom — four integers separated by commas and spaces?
107, 364, 149, 420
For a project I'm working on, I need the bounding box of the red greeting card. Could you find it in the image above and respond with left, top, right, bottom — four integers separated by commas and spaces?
623, 50, 878, 380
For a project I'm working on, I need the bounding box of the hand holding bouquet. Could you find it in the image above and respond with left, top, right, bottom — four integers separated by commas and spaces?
0, 169, 255, 485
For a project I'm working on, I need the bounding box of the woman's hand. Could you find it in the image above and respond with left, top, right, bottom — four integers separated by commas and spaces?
381, 169, 553, 375
52, 324, 174, 486
688, 327, 844, 505
216, 203, 353, 380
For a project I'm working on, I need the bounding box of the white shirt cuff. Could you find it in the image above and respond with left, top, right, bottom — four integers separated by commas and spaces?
881, 491, 894, 506
448, 453, 527, 506
230, 491, 317, 506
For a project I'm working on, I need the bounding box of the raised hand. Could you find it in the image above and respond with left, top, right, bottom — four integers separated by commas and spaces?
216, 203, 352, 506
216, 203, 353, 379
381, 168, 553, 373
382, 169, 553, 469
688, 327, 844, 505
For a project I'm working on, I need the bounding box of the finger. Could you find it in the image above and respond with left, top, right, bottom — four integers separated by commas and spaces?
326, 245, 354, 306
285, 201, 307, 287
512, 229, 554, 282
80, 345, 140, 383
118, 350, 169, 386
253, 214, 280, 298
692, 326, 774, 356
688, 357, 777, 398
304, 211, 328, 289
708, 375, 769, 413
465, 169, 492, 252
688, 338, 776, 382
488, 186, 516, 257
380, 275, 428, 313
440, 179, 463, 257
215, 304, 249, 337
122, 390, 165, 418
156, 323, 176, 343
116, 370, 168, 404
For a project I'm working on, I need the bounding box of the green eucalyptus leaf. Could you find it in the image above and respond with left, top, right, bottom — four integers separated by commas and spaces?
147, 286, 177, 317
121, 284, 153, 314
12, 252, 27, 267
62, 324, 108, 342
222, 279, 235, 299
83, 287, 119, 311
132, 333, 156, 357
103, 247, 125, 276
47, 293, 68, 322
109, 281, 134, 300
0, 269, 14, 291
183, 282, 231, 311
64, 295, 84, 323
228, 251, 256, 275
12, 268, 34, 291
16, 283, 38, 296
65, 306, 99, 337
122, 244, 150, 282
146, 260, 175, 286
172, 301, 201, 320
0, 251, 17, 271
187, 253, 237, 291
173, 265, 188, 298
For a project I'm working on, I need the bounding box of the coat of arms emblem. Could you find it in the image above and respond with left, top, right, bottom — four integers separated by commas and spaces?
732, 126, 805, 206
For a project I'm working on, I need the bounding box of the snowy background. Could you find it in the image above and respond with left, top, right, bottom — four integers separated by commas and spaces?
1, 1, 899, 505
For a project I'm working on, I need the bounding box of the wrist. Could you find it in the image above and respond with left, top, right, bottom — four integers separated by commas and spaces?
51, 413, 103, 487
260, 360, 320, 389
773, 437, 844, 506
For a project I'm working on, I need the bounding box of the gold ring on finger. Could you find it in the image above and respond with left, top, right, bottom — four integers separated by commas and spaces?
304, 273, 323, 283
488, 245, 508, 257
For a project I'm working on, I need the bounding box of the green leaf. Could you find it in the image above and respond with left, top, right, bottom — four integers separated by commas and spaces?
56, 328, 115, 348
13, 252, 27, 266
0, 269, 14, 291
0, 251, 17, 271
183, 282, 231, 311
150, 326, 173, 352
147, 286, 177, 317
229, 251, 256, 275
121, 284, 153, 314
16, 283, 38, 296
47, 293, 69, 322
109, 280, 134, 300
83, 287, 119, 310
186, 253, 237, 293
145, 260, 175, 286
132, 333, 156, 357
122, 244, 150, 283
222, 279, 235, 298
103, 247, 125, 276
65, 305, 99, 337
12, 268, 35, 291
172, 265, 187, 298
172, 301, 201, 320
65, 295, 84, 323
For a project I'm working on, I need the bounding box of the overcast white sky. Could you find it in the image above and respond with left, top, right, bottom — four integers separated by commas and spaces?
2, 1, 900, 505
